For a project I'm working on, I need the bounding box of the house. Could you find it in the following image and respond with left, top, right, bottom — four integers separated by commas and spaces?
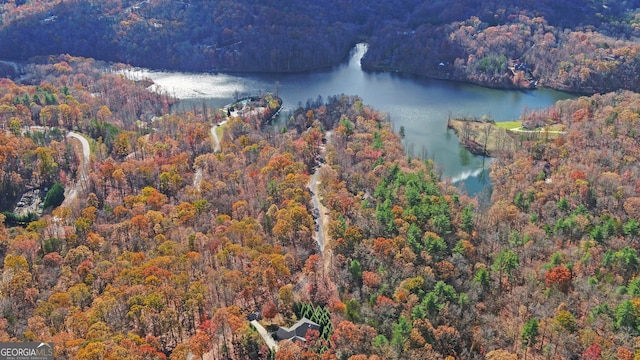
275, 317, 320, 342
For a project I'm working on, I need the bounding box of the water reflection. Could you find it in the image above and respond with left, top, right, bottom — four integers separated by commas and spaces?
459, 146, 471, 167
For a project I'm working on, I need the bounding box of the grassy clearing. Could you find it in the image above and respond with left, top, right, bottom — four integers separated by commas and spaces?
447, 119, 516, 156
215, 124, 225, 139
496, 120, 566, 133
495, 120, 522, 130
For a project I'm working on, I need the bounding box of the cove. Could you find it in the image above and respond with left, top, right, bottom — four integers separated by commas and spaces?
126, 44, 575, 195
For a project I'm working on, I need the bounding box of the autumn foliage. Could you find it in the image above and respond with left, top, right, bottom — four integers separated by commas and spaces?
545, 266, 572, 293
2, 1, 640, 94
3, 26, 640, 358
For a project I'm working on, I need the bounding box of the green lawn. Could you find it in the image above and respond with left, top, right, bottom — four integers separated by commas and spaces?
495, 120, 522, 130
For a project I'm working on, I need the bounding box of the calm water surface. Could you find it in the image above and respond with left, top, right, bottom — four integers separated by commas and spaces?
127, 44, 575, 195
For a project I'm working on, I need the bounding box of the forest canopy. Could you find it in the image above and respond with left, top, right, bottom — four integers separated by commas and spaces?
3, 1, 640, 359
2, 0, 640, 93
2, 52, 640, 359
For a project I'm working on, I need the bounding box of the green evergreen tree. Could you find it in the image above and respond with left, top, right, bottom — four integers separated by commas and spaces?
556, 197, 569, 212
461, 204, 474, 233
349, 259, 363, 281
521, 318, 539, 347
391, 317, 411, 350
473, 268, 490, 288
43, 182, 65, 209
424, 233, 447, 260
615, 300, 638, 330
406, 223, 423, 253
624, 219, 640, 237
628, 278, 640, 296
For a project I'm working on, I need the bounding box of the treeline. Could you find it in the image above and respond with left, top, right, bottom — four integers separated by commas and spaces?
473, 91, 640, 358
3, 0, 640, 94
4, 48, 640, 359
275, 87, 640, 359
0, 56, 419, 358
362, 1, 640, 93
0, 54, 483, 358
0, 54, 171, 209
0, 0, 418, 72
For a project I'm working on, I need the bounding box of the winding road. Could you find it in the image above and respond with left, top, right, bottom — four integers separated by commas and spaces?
193, 120, 227, 188
245, 131, 334, 355
0, 60, 20, 75
192, 104, 328, 356
308, 131, 333, 259
509, 127, 566, 134
250, 320, 279, 352
309, 170, 326, 253
18, 127, 90, 208
211, 120, 227, 152
63, 131, 90, 206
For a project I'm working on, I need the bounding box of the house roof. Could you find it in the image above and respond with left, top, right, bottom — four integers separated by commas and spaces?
275, 317, 320, 342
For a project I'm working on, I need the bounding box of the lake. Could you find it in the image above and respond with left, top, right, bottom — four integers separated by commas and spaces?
125, 44, 575, 195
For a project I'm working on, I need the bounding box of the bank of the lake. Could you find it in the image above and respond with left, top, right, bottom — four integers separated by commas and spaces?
447, 117, 568, 157
124, 44, 576, 195
446, 119, 515, 157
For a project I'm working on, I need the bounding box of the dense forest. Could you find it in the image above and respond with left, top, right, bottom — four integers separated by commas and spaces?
2, 51, 640, 359
3, 1, 640, 93
3, 1, 640, 359
361, 4, 640, 93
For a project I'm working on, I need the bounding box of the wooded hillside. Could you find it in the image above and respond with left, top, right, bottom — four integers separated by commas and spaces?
3, 53, 640, 359
2, 1, 640, 93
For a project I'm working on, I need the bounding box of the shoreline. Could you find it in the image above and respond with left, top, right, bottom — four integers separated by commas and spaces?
447, 119, 516, 157
360, 63, 595, 96
0, 55, 595, 96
